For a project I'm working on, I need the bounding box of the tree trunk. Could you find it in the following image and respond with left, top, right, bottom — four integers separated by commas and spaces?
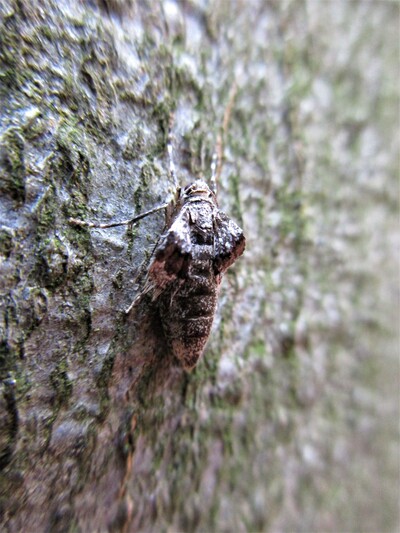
0, 0, 398, 531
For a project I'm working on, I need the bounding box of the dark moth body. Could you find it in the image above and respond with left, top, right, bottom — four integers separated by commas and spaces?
145, 180, 245, 370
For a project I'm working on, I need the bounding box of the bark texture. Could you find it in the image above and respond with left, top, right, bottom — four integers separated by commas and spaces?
0, 0, 398, 532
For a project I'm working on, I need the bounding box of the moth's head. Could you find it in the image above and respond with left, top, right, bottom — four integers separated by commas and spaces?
181, 180, 217, 205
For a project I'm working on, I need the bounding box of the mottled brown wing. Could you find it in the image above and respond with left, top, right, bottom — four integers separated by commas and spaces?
146, 207, 193, 299
213, 211, 245, 274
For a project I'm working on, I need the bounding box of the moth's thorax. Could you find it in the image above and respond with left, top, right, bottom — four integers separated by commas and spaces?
181, 180, 217, 206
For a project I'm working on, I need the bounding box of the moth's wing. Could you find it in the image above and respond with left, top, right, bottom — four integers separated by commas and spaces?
213, 210, 245, 274
145, 207, 192, 299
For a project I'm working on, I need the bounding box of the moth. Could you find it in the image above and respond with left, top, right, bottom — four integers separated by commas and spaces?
139, 179, 245, 370
70, 177, 245, 370
70, 102, 245, 370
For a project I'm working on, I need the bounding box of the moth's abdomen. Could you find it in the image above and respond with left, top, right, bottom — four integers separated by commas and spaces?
159, 257, 219, 370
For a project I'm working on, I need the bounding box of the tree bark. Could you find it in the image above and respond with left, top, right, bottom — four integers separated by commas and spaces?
0, 0, 398, 532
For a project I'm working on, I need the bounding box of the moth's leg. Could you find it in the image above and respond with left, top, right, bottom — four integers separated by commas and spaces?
124, 230, 164, 314
68, 202, 169, 229
69, 202, 169, 313
210, 81, 238, 194
125, 292, 142, 315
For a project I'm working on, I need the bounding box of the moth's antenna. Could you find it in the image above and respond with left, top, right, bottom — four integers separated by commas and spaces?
69, 115, 178, 230
211, 81, 238, 195
167, 112, 178, 187
68, 202, 169, 229
210, 152, 218, 194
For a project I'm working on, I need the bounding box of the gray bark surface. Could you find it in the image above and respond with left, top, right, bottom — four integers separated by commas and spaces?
0, 0, 398, 532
